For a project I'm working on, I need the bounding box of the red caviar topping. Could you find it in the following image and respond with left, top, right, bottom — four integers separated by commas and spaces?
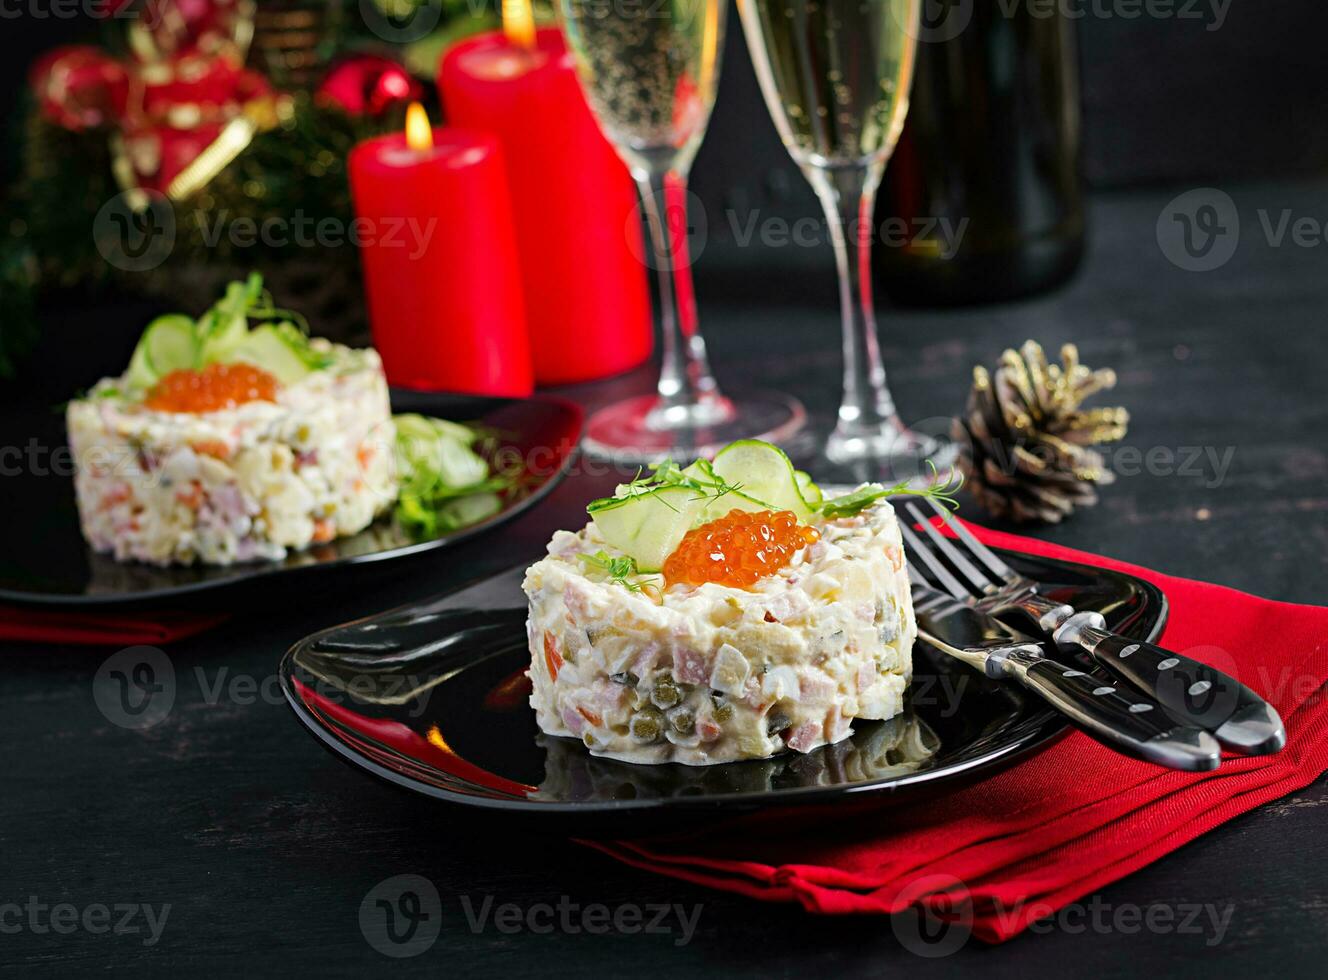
144, 363, 279, 413
663, 509, 820, 590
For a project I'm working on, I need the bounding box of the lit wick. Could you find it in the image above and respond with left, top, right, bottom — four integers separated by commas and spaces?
405, 102, 433, 152
502, 0, 537, 50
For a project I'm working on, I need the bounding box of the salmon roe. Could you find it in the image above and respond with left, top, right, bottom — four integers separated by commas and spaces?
663, 509, 820, 589
143, 363, 280, 413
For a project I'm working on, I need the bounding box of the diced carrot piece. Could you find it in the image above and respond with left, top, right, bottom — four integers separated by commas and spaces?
577, 706, 603, 727
99, 487, 131, 511
312, 518, 336, 543
175, 482, 203, 510
543, 631, 563, 681
191, 439, 230, 459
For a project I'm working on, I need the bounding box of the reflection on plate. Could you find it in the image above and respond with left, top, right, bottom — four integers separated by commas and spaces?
533, 713, 940, 803
281, 552, 1168, 835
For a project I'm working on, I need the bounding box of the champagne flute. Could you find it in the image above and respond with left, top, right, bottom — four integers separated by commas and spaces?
737, 0, 955, 481
561, 0, 805, 462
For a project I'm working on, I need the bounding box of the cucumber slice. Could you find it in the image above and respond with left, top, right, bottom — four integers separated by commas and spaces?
124, 341, 158, 391
142, 315, 199, 376
697, 487, 777, 524
710, 440, 815, 521
393, 413, 443, 446
226, 324, 314, 385
434, 436, 488, 489
430, 417, 479, 446
795, 469, 822, 505
198, 311, 249, 365
438, 492, 501, 529
589, 486, 705, 573
394, 414, 489, 495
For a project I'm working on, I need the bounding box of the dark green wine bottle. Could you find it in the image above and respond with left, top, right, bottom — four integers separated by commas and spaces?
874, 2, 1085, 305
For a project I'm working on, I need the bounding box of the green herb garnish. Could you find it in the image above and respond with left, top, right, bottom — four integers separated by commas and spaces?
577, 550, 662, 594
817, 465, 963, 518
392, 414, 524, 541
587, 457, 743, 514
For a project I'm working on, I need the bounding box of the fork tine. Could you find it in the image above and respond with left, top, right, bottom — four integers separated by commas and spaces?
903, 502, 1000, 596
899, 523, 970, 600
923, 497, 1017, 584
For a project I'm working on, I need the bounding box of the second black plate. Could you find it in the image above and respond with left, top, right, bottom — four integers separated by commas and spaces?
0, 391, 581, 608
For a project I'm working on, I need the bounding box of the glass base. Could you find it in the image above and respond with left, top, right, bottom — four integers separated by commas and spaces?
583, 391, 807, 464
823, 418, 960, 489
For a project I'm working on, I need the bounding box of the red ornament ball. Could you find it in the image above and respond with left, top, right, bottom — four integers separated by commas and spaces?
29, 46, 129, 131
317, 56, 423, 118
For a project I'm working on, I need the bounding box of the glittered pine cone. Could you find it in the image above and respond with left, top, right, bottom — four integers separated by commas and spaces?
952, 340, 1130, 524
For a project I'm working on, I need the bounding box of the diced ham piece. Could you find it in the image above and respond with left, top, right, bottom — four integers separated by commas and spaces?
786, 719, 823, 753
560, 704, 586, 737
798, 669, 836, 703
672, 646, 709, 685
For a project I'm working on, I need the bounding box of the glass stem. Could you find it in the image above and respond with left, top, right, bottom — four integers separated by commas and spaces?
635, 166, 733, 430
810, 162, 902, 454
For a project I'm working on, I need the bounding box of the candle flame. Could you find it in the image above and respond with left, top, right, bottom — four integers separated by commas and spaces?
404, 102, 433, 152
502, 0, 536, 50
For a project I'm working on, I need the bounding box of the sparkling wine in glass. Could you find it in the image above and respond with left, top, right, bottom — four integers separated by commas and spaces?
560, 0, 805, 462
738, 0, 955, 481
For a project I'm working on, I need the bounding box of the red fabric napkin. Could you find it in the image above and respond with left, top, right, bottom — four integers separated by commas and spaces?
584, 521, 1328, 943
0, 604, 228, 646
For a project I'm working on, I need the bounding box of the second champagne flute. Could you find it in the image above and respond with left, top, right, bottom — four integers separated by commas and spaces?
560, 0, 805, 462
738, 0, 956, 481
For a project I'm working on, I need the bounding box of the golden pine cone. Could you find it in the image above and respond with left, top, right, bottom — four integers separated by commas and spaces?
952, 340, 1129, 524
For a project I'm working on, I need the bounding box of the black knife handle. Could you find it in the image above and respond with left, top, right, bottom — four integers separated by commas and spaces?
1000, 647, 1221, 772
1067, 627, 1285, 756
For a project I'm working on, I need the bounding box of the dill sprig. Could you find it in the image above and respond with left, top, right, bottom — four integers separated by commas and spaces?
817, 465, 964, 519
577, 551, 662, 597
587, 457, 744, 514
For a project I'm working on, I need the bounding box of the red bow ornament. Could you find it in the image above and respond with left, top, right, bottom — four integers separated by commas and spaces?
30, 0, 289, 200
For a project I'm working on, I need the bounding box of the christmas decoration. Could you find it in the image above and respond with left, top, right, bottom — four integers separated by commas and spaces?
28, 47, 129, 132
952, 340, 1130, 524
318, 55, 424, 117
27, 0, 288, 199
1, 0, 449, 374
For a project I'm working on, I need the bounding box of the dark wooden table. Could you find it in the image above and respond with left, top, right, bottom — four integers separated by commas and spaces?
3, 182, 1326, 976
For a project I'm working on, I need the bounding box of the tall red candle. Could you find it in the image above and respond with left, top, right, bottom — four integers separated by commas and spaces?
439, 26, 652, 386
348, 111, 533, 397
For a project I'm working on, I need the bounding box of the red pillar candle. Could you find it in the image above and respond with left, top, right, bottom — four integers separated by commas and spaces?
439, 26, 652, 385
348, 106, 533, 397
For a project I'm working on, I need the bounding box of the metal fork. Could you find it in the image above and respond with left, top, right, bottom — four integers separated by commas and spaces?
908, 567, 1221, 771
901, 499, 1286, 756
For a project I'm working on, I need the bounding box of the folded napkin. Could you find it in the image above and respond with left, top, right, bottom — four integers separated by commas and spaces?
585, 521, 1328, 943
0, 604, 228, 646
